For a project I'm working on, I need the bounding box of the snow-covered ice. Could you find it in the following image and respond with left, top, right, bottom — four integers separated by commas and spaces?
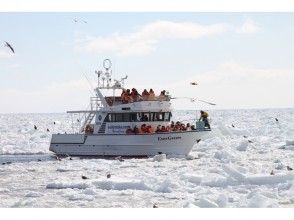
0, 109, 294, 207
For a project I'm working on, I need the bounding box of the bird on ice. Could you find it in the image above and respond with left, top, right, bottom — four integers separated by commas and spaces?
4, 41, 15, 53
190, 82, 198, 85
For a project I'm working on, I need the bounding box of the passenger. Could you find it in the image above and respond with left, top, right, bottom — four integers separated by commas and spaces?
155, 125, 162, 133
142, 89, 150, 101
174, 124, 180, 131
141, 124, 147, 133
122, 89, 131, 103
186, 123, 191, 131
158, 90, 166, 101
141, 114, 149, 122
133, 126, 140, 134
199, 110, 211, 129
160, 126, 167, 132
126, 128, 134, 134
131, 88, 141, 102
121, 89, 126, 98
148, 89, 155, 101
191, 125, 196, 130
147, 125, 154, 133
170, 124, 175, 131
181, 123, 187, 131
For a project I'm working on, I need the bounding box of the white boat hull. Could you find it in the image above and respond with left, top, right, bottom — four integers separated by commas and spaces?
49, 130, 209, 156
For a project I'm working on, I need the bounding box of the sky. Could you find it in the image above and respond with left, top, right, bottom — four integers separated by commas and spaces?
0, 13, 294, 113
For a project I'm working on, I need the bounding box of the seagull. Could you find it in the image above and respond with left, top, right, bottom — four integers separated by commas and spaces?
4, 41, 15, 53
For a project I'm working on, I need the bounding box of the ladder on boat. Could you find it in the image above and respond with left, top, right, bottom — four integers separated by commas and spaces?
98, 121, 106, 133
80, 112, 96, 133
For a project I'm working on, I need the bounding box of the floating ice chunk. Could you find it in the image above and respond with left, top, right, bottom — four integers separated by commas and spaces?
156, 178, 179, 193
247, 194, 278, 208
286, 140, 294, 146
185, 154, 195, 160
92, 178, 150, 191
68, 194, 94, 201
181, 173, 203, 184
214, 150, 234, 163
195, 198, 219, 208
246, 173, 294, 185
25, 192, 43, 198
83, 188, 97, 196
216, 194, 228, 208
275, 163, 284, 170
223, 165, 246, 181
201, 176, 229, 187
153, 154, 166, 162
46, 182, 89, 189
183, 202, 199, 208
236, 140, 248, 151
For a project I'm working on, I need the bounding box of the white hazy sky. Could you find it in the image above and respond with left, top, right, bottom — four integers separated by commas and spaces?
0, 13, 294, 113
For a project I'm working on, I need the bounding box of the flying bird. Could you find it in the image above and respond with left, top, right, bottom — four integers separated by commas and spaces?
4, 41, 15, 53
73, 19, 88, 24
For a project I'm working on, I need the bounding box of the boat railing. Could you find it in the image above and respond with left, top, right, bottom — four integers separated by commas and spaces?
105, 95, 170, 106
90, 96, 101, 110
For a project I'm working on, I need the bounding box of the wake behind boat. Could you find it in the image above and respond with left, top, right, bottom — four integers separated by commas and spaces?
49, 59, 211, 156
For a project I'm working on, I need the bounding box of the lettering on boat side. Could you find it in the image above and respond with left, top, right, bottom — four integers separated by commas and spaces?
158, 136, 181, 141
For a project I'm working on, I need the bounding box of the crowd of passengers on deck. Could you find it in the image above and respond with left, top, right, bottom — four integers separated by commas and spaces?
121, 88, 168, 104
126, 121, 196, 134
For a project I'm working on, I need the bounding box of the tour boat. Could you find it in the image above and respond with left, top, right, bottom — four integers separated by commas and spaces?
49, 59, 211, 156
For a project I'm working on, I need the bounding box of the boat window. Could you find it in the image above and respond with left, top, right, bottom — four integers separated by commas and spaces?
105, 114, 112, 122
131, 113, 137, 122
123, 113, 131, 122
155, 112, 164, 121
115, 114, 123, 122
164, 112, 171, 121
150, 112, 155, 121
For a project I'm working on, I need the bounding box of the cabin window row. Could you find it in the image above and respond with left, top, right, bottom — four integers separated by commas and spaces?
105, 112, 171, 122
